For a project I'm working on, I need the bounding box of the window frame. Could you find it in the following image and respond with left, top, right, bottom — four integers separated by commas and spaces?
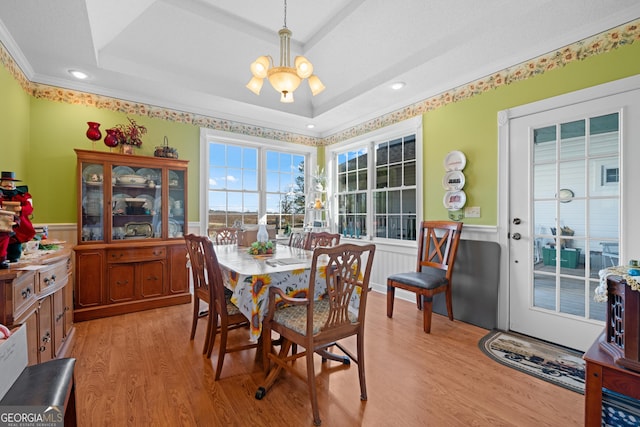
199, 128, 316, 234
325, 117, 423, 246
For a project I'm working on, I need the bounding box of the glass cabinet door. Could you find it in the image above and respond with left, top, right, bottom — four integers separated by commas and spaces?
80, 162, 105, 241
167, 168, 186, 239
112, 165, 161, 240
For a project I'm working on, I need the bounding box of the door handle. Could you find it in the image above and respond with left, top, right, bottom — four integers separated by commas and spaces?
512, 233, 522, 240
512, 218, 521, 225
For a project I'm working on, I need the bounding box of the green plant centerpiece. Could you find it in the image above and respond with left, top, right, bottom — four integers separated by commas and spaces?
248, 240, 275, 255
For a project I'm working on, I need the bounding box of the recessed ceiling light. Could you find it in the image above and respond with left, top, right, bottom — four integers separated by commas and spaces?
390, 82, 406, 90
69, 69, 89, 80
306, 124, 315, 129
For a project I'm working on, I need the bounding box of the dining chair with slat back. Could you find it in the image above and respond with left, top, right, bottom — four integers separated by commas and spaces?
386, 221, 463, 333
185, 234, 215, 354
255, 243, 376, 426
185, 234, 258, 379
288, 231, 308, 249
305, 231, 340, 250
209, 227, 238, 245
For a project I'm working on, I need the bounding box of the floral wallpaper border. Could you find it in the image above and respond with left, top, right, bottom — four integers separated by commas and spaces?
1, 19, 638, 147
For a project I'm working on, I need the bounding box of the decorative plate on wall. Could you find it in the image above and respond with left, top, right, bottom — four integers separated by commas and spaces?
443, 150, 466, 171
443, 190, 467, 211
442, 170, 465, 190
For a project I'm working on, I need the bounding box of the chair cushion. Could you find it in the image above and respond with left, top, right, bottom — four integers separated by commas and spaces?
388, 270, 448, 290
273, 299, 357, 336
224, 288, 241, 316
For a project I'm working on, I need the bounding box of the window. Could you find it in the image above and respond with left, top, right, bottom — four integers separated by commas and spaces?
265, 151, 306, 233
202, 130, 314, 234
208, 143, 259, 227
330, 119, 421, 242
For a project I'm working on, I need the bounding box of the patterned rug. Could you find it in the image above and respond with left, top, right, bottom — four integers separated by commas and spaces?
479, 330, 585, 393
479, 330, 640, 426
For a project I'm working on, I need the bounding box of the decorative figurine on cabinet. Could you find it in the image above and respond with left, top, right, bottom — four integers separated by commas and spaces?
0, 171, 36, 268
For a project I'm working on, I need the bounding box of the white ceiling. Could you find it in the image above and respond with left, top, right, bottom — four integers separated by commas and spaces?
1, 0, 639, 137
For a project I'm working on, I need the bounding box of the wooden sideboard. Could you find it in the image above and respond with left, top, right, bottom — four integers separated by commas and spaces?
0, 248, 74, 366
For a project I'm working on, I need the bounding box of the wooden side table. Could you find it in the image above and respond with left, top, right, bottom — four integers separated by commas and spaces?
584, 332, 640, 426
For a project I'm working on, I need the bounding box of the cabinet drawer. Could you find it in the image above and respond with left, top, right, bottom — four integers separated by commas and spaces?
12, 271, 36, 318
107, 247, 166, 263
36, 260, 69, 294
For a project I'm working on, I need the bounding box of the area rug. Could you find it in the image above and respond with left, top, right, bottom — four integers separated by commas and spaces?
480, 330, 640, 426
479, 330, 585, 393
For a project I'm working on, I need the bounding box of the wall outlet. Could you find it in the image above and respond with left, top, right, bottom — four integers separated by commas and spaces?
465, 206, 480, 218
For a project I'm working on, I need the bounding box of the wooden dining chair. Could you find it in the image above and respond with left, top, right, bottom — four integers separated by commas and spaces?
288, 230, 308, 249
305, 231, 340, 250
185, 234, 258, 379
208, 227, 238, 245
256, 243, 376, 426
386, 221, 463, 333
185, 234, 216, 354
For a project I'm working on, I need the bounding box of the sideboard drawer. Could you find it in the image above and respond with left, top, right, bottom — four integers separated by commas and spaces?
12, 271, 36, 319
36, 260, 70, 294
107, 246, 166, 263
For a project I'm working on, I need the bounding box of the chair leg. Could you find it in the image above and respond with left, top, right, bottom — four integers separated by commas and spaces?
204, 306, 217, 356
422, 296, 433, 333
356, 332, 367, 401
445, 286, 454, 321
214, 316, 228, 380
416, 294, 423, 310
386, 283, 395, 318
190, 296, 200, 340
306, 346, 321, 426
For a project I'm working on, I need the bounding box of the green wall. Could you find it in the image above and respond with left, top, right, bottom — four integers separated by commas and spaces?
423, 41, 640, 225
0, 89, 199, 224
0, 62, 30, 179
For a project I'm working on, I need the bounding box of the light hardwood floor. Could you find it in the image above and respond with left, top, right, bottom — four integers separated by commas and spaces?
69, 292, 583, 426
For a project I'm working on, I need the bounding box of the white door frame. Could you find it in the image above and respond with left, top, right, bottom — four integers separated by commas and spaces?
496, 74, 640, 331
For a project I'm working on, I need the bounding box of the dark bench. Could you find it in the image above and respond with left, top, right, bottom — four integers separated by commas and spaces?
0, 326, 77, 426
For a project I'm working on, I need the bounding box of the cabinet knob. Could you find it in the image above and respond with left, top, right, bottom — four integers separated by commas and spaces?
42, 332, 51, 343
21, 288, 32, 299
116, 280, 129, 285
39, 345, 47, 353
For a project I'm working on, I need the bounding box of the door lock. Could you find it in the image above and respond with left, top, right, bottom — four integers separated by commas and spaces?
512, 218, 521, 225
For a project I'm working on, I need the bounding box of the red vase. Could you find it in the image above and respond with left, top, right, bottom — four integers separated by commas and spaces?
86, 122, 102, 141
104, 129, 119, 148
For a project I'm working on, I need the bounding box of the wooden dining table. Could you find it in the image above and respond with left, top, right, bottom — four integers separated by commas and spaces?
215, 243, 360, 341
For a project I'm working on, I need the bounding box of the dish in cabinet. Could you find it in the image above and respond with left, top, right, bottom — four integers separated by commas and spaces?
82, 164, 104, 184
124, 222, 153, 239
112, 165, 136, 177
136, 167, 160, 183
112, 193, 132, 215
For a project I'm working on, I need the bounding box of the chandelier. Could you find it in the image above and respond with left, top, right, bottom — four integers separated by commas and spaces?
246, 0, 325, 103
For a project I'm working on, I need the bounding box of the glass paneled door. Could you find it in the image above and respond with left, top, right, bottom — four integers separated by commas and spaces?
508, 89, 638, 352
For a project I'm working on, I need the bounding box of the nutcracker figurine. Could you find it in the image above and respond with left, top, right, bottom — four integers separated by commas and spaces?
0, 171, 36, 268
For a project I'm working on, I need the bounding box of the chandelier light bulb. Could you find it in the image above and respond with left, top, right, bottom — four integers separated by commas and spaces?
246, 76, 264, 95
307, 75, 326, 96
250, 56, 270, 79
280, 92, 294, 103
294, 56, 313, 79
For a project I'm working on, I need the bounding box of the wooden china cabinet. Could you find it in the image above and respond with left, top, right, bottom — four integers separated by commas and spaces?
73, 149, 191, 321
